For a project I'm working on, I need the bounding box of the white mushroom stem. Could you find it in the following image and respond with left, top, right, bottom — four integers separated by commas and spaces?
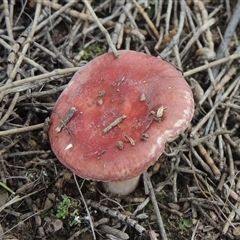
102, 175, 140, 196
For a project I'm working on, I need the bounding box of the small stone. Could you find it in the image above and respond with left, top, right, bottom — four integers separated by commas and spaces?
140, 93, 146, 101
97, 99, 103, 105
117, 141, 124, 150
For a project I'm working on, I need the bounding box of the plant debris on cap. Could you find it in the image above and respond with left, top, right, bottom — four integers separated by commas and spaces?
48, 50, 194, 182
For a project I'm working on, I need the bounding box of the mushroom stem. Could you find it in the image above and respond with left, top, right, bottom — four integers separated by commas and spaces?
102, 175, 140, 196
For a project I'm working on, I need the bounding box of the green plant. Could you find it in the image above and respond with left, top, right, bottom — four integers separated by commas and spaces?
0, 181, 15, 194
79, 43, 105, 61
126, 203, 135, 213
155, 193, 165, 202
146, 202, 154, 210
178, 218, 193, 230
56, 194, 81, 226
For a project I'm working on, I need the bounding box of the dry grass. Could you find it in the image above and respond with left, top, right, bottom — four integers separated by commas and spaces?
0, 0, 240, 239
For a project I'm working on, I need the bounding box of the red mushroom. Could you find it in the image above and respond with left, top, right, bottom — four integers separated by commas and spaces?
48, 50, 194, 196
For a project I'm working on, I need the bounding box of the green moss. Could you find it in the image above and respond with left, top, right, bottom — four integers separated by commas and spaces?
155, 193, 165, 202
56, 194, 81, 226
178, 218, 193, 230
79, 43, 105, 61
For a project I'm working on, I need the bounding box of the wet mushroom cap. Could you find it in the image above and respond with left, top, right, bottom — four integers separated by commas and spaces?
49, 50, 194, 182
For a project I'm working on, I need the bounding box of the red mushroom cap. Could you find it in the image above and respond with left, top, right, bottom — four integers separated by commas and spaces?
49, 50, 194, 182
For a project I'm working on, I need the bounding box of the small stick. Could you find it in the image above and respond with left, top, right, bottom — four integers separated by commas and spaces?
224, 184, 240, 202
0, 123, 44, 137
154, 26, 164, 51
160, 164, 207, 176
34, 0, 147, 39
82, 0, 119, 57
0, 181, 15, 194
212, 0, 240, 77
123, 134, 135, 146
0, 38, 47, 74
217, 172, 227, 191
226, 143, 235, 186
103, 115, 126, 133
192, 201, 234, 239
172, 156, 180, 202
156, 28, 178, 51
73, 175, 96, 240
46, 31, 74, 68
131, 0, 159, 38
196, 142, 221, 179
158, 202, 183, 217
191, 78, 240, 136
180, 18, 215, 58
191, 147, 213, 177
0, 3, 42, 102
55, 107, 77, 133
0, 92, 19, 127
144, 172, 167, 240
191, 220, 200, 240
3, 0, 13, 39
111, 2, 132, 48
100, 225, 129, 240
68, 218, 109, 240
160, 0, 186, 58
222, 203, 237, 234
132, 197, 150, 216
210, 67, 237, 97
184, 53, 240, 77
193, 0, 214, 51
0, 67, 79, 93
87, 200, 146, 234
165, 0, 173, 33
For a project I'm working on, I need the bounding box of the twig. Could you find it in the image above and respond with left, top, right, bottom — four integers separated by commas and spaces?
0, 67, 79, 93
193, 201, 234, 239
3, 0, 13, 39
100, 225, 129, 240
111, 2, 131, 48
226, 144, 235, 186
180, 18, 215, 58
55, 107, 77, 133
212, 0, 240, 77
87, 200, 146, 234
131, 0, 159, 38
35, 0, 78, 33
222, 203, 237, 234
0, 188, 45, 213
4, 3, 42, 83
0, 92, 19, 127
160, 0, 186, 58
46, 31, 74, 68
210, 67, 237, 97
183, 53, 240, 77
103, 115, 126, 133
0, 37, 47, 73
191, 77, 240, 136
144, 172, 167, 240
172, 156, 180, 202
194, 136, 221, 178
68, 218, 109, 240
165, 0, 173, 33
191, 220, 200, 240
0, 123, 44, 137
82, 0, 118, 57
73, 175, 96, 240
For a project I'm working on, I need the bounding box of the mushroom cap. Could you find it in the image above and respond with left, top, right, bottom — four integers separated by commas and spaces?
49, 50, 194, 182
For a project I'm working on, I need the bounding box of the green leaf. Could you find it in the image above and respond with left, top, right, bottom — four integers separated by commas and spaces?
0, 181, 15, 194
183, 218, 193, 228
